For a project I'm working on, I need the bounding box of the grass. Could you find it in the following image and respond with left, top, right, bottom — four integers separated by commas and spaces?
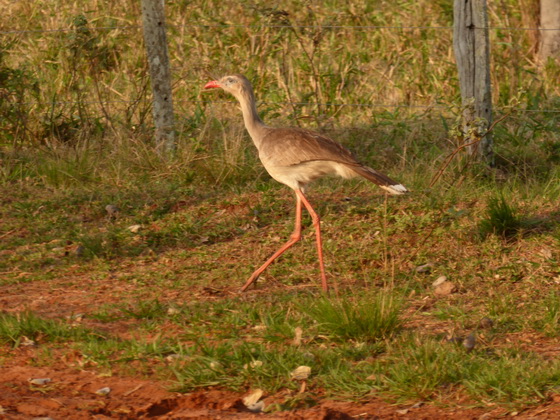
301, 292, 403, 342
478, 194, 525, 239
1, 0, 560, 414
0, 311, 91, 346
371, 336, 560, 406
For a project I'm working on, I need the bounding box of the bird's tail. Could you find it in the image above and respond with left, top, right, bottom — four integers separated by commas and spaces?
352, 166, 408, 195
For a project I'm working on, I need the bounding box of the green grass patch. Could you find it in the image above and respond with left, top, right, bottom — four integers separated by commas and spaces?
0, 311, 93, 346
301, 292, 403, 342
478, 194, 525, 239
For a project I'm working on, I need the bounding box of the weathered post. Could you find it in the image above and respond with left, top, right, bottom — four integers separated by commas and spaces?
539, 0, 560, 62
141, 0, 175, 155
453, 0, 493, 165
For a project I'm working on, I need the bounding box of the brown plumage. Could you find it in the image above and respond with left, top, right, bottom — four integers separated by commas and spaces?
204, 74, 408, 292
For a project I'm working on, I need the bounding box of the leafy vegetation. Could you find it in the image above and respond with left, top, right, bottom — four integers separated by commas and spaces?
478, 194, 524, 238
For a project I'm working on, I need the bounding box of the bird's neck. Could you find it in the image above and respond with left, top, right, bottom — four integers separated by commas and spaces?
237, 90, 268, 147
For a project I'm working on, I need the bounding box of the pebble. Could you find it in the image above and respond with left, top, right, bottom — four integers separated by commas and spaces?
432, 275, 447, 287
292, 326, 303, 346
28, 378, 51, 386
167, 307, 180, 315
479, 317, 494, 329
415, 263, 433, 274
95, 387, 111, 396
247, 400, 265, 413
243, 389, 264, 408
434, 281, 457, 296
21, 336, 36, 346
290, 365, 311, 380
127, 224, 142, 233
463, 333, 476, 352
105, 204, 120, 215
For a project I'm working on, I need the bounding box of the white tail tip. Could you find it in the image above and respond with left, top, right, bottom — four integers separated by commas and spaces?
381, 184, 408, 195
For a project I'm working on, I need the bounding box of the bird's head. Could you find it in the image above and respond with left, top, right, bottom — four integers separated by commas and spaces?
204, 74, 253, 98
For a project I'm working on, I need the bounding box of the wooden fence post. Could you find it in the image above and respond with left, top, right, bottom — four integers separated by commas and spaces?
539, 0, 560, 62
453, 0, 493, 165
141, 0, 175, 155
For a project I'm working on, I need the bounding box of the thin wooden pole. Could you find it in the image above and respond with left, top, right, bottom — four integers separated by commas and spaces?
539, 0, 560, 62
141, 0, 176, 155
453, 0, 493, 165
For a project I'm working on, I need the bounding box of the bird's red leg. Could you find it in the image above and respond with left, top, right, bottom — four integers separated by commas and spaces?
295, 190, 328, 292
240, 192, 303, 292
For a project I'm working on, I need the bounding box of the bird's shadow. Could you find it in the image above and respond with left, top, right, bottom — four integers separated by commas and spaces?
485, 208, 560, 242
519, 209, 560, 236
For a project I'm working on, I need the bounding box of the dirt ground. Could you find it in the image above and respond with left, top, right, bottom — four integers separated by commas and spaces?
2, 276, 560, 420
3, 359, 560, 420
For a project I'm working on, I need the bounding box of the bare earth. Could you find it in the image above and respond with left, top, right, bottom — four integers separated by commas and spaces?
2, 274, 560, 420
3, 360, 560, 419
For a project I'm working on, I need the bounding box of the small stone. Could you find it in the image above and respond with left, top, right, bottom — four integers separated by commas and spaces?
21, 336, 36, 346
432, 276, 447, 287
165, 354, 183, 362
246, 400, 265, 413
167, 307, 180, 315
290, 366, 311, 380
69, 313, 85, 324
243, 389, 264, 408
127, 224, 142, 233
463, 333, 476, 352
105, 204, 120, 217
434, 281, 457, 296
250, 360, 263, 368
396, 408, 409, 415
95, 387, 111, 396
243, 360, 263, 370
415, 263, 433, 274
28, 378, 51, 386
479, 317, 494, 329
292, 327, 303, 346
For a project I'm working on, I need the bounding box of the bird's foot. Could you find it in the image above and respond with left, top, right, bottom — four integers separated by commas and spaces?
239, 274, 259, 293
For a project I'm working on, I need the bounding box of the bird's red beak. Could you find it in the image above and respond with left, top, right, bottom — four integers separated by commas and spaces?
204, 80, 221, 89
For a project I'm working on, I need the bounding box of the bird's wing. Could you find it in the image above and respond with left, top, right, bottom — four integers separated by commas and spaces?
258, 127, 361, 168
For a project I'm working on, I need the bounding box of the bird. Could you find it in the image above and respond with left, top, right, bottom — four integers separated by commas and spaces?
204, 74, 408, 292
